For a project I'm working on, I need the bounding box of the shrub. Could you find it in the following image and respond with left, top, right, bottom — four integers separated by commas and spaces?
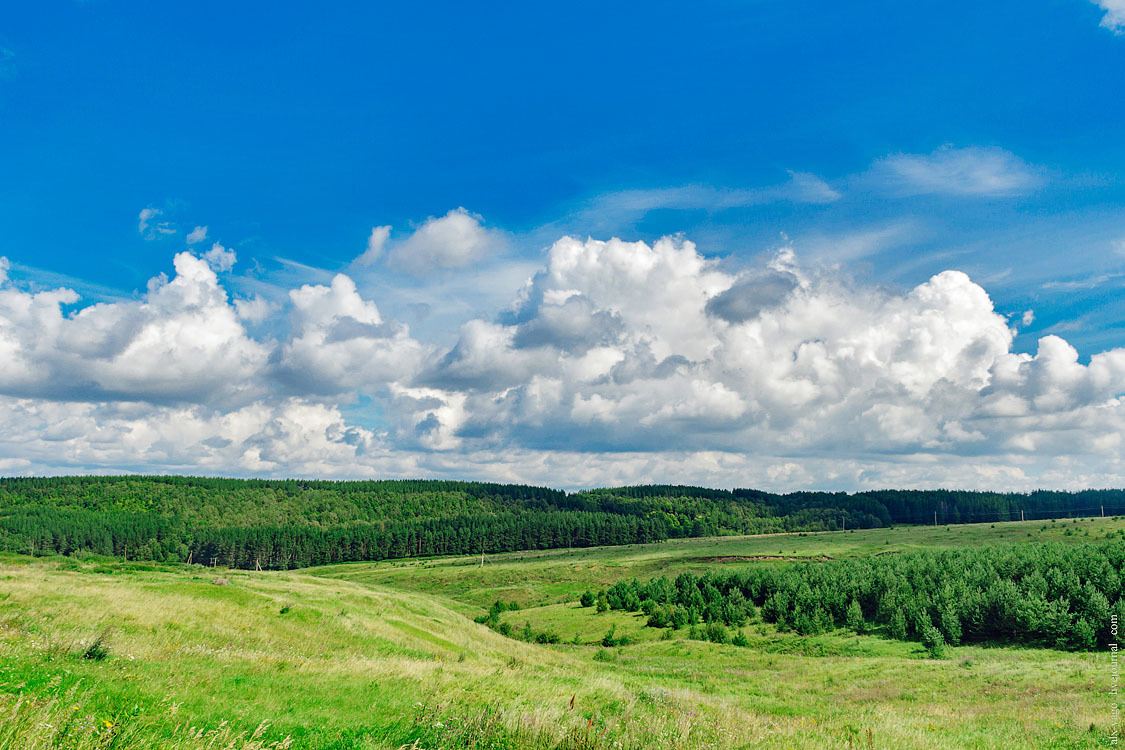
579, 590, 595, 608
704, 622, 730, 644
81, 630, 111, 661
922, 624, 946, 658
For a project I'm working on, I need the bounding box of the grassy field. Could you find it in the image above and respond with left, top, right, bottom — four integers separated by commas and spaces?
2, 516, 1121, 749
309, 515, 1125, 610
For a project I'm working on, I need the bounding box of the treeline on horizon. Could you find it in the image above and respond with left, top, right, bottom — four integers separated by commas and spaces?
2, 475, 1124, 570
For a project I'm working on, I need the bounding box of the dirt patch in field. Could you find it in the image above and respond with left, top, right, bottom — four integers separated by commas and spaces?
690, 554, 834, 563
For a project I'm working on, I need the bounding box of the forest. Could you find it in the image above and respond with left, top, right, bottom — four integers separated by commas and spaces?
2, 475, 1124, 569
579, 537, 1125, 652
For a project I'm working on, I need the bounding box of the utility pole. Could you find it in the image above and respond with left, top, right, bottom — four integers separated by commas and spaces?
1021, 510, 1025, 523
480, 540, 485, 569
1102, 505, 1106, 518
934, 511, 937, 526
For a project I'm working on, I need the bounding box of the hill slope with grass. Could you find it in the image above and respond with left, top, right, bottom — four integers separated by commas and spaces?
2, 517, 1120, 749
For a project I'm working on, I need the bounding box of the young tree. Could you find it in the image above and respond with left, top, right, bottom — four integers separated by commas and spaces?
921, 623, 946, 658
890, 608, 908, 641
846, 598, 865, 633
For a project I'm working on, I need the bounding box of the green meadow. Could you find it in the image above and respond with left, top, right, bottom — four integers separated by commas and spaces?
2, 516, 1122, 749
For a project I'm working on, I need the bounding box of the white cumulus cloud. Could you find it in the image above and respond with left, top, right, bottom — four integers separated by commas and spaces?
385, 207, 503, 275
273, 273, 426, 396
1, 232, 1125, 491
0, 251, 268, 406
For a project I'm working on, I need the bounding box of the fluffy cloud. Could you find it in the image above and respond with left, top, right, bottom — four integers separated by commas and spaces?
0, 252, 269, 406
0, 396, 390, 477
1096, 0, 1125, 33
872, 146, 1042, 197
385, 208, 503, 275
202, 242, 237, 272
272, 273, 426, 396
3, 230, 1125, 490
411, 236, 1125, 469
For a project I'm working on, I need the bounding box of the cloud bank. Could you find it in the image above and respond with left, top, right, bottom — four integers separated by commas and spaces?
1, 228, 1123, 490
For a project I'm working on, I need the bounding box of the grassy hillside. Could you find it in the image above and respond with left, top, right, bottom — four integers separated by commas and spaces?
2, 517, 1120, 749
310, 515, 1125, 608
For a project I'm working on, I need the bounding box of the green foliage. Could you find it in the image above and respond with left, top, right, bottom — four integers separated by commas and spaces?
5, 476, 1123, 571
599, 539, 1125, 652
889, 609, 908, 641
1071, 618, 1096, 650
579, 590, 595, 607
846, 598, 864, 633
922, 624, 946, 658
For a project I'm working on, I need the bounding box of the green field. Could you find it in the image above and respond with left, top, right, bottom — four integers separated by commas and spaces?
2, 517, 1122, 749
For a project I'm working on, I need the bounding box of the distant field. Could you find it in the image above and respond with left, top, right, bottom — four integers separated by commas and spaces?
309, 514, 1125, 609
1, 516, 1119, 749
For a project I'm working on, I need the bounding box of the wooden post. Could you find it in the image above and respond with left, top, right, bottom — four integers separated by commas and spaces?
1102, 505, 1106, 518
934, 511, 937, 526
1021, 509, 1025, 522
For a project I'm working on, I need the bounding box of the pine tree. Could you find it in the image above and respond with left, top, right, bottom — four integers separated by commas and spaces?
846, 598, 865, 633
890, 608, 908, 641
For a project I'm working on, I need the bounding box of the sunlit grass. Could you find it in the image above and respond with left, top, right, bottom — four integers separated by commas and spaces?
2, 516, 1119, 748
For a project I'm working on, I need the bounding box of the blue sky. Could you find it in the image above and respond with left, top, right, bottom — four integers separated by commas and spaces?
0, 1, 1124, 489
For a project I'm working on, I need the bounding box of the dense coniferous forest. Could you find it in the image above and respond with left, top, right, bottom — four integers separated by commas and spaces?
2, 476, 1124, 569
583, 537, 1125, 652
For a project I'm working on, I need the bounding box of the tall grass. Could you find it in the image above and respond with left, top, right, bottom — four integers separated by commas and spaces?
0, 686, 294, 750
